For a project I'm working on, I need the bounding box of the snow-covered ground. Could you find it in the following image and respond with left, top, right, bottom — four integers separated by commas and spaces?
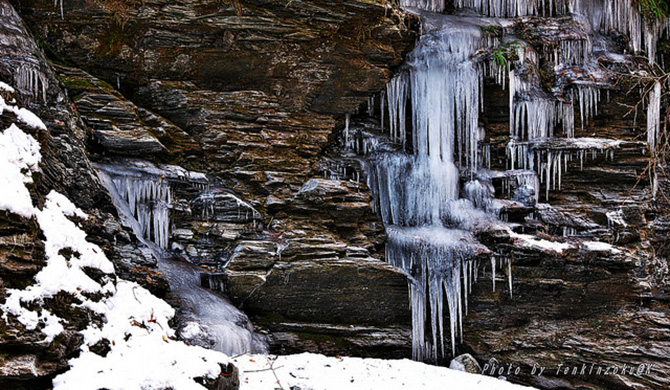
0, 86, 535, 389
234, 353, 535, 390
0, 89, 227, 389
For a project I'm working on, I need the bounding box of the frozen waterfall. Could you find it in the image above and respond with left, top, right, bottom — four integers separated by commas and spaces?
366, 14, 503, 362
361, 0, 663, 363
94, 161, 267, 356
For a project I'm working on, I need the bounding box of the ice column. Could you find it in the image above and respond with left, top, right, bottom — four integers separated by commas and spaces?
647, 81, 661, 153
111, 176, 172, 249
386, 226, 485, 361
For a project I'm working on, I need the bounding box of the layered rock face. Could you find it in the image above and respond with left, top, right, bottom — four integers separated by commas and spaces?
4, 1, 670, 390
8, 0, 419, 365
0, 1, 170, 387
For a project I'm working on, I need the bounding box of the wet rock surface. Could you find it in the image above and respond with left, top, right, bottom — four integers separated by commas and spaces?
2, 1, 670, 390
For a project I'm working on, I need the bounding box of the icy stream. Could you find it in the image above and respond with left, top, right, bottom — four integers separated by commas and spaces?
94, 161, 267, 356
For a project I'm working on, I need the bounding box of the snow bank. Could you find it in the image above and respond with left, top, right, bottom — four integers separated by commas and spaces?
0, 94, 227, 389
234, 353, 535, 390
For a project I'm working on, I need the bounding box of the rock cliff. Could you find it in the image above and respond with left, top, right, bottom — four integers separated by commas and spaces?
2, 0, 670, 390
1, 0, 419, 387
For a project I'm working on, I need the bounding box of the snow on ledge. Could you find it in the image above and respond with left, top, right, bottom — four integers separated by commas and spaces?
508, 231, 573, 254
582, 241, 622, 254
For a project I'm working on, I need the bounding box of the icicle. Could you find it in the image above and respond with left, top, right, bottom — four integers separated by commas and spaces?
647, 81, 661, 153
507, 258, 513, 298
491, 256, 496, 292
387, 73, 408, 146
344, 113, 350, 148
53, 0, 64, 18
381, 92, 386, 132
15, 65, 48, 104
400, 0, 446, 12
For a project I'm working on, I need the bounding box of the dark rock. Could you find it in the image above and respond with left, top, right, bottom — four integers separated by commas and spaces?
450, 354, 482, 374
14, 0, 418, 114
55, 65, 200, 157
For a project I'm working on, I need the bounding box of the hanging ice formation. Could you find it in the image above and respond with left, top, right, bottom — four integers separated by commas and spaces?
406, 0, 570, 16
648, 81, 662, 153
508, 45, 575, 142
569, 0, 661, 64
507, 138, 621, 201
365, 14, 506, 362
351, 0, 665, 362
648, 81, 662, 199
53, 0, 64, 18
386, 227, 487, 361
400, 0, 447, 13
93, 161, 203, 250
110, 176, 171, 249
15, 64, 47, 104
455, 0, 569, 17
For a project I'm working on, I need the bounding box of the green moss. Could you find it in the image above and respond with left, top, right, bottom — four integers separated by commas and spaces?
480, 25, 503, 38
638, 0, 670, 22
59, 76, 95, 91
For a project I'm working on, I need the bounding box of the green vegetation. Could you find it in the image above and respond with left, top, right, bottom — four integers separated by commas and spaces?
479, 24, 503, 37
491, 41, 519, 70
639, 0, 670, 22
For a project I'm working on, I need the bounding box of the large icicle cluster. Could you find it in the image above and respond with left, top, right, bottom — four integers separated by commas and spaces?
366, 15, 501, 362
507, 138, 622, 200
95, 160, 208, 250
386, 226, 486, 361
570, 0, 660, 63
111, 175, 172, 249
386, 18, 486, 176
400, 0, 446, 12
15, 64, 47, 104
455, 0, 569, 17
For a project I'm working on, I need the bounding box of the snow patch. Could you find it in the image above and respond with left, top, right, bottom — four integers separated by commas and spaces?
0, 123, 41, 217
509, 231, 572, 253
583, 241, 621, 253
235, 353, 535, 390
0, 81, 15, 92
